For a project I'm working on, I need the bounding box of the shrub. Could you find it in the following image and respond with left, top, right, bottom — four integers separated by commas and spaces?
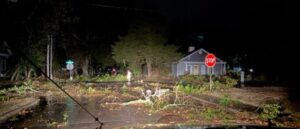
179, 75, 237, 90
150, 96, 169, 111
179, 75, 208, 85
259, 103, 281, 120
177, 76, 237, 94
219, 95, 232, 107
93, 74, 127, 82
87, 87, 96, 94
213, 80, 224, 90
0, 89, 9, 101
216, 76, 238, 88
222, 76, 238, 88
201, 108, 231, 121
177, 83, 209, 94
75, 74, 127, 82
120, 84, 129, 94
75, 75, 91, 81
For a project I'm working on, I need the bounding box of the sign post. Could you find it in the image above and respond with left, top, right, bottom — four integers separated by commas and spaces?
66, 59, 74, 81
205, 53, 216, 91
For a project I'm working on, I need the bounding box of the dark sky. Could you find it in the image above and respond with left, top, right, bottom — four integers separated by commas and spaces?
1, 0, 298, 82
77, 0, 295, 51
1, 0, 295, 46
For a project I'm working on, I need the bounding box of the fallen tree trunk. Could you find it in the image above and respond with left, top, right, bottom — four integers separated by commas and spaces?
10, 66, 20, 81
189, 95, 240, 114
0, 98, 40, 124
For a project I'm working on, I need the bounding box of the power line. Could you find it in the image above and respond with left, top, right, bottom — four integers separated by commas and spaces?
18, 50, 104, 129
86, 3, 156, 13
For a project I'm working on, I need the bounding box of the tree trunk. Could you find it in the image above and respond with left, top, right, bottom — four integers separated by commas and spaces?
26, 68, 33, 80
81, 57, 89, 76
146, 60, 152, 77
50, 35, 53, 79
24, 67, 28, 80
11, 66, 19, 81
15, 69, 20, 80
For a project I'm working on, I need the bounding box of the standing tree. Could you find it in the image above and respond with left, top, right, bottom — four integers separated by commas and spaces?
9, 0, 80, 80
112, 24, 181, 77
10, 42, 45, 80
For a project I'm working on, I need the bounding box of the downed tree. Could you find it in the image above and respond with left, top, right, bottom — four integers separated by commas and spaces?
0, 98, 40, 123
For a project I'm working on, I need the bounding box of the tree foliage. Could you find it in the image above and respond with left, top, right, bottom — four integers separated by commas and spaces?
112, 24, 181, 77
10, 0, 80, 80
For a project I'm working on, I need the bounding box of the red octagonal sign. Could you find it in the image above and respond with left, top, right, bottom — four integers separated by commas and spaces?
205, 53, 216, 68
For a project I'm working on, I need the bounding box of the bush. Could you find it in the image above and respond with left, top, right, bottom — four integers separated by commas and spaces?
179, 75, 237, 91
179, 75, 208, 85
259, 103, 281, 120
120, 85, 129, 94
177, 83, 208, 94
177, 84, 188, 93
75, 74, 127, 82
223, 76, 238, 87
180, 75, 238, 86
0, 89, 9, 101
201, 108, 231, 121
75, 75, 91, 81
93, 74, 127, 82
217, 76, 238, 88
219, 95, 232, 107
150, 96, 169, 111
213, 80, 224, 90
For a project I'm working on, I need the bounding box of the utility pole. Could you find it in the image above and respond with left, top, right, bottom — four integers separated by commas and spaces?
46, 34, 53, 80
46, 36, 50, 80
50, 34, 53, 79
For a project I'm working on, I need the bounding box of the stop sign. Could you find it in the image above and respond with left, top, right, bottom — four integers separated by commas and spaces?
205, 53, 216, 68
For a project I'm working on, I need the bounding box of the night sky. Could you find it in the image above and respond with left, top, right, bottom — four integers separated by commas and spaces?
1, 0, 298, 83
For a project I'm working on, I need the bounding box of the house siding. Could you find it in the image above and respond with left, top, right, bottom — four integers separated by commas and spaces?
172, 48, 226, 77
177, 62, 185, 76
173, 62, 226, 76
171, 63, 177, 76
212, 64, 224, 75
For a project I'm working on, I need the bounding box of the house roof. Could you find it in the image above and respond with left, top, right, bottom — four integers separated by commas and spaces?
179, 48, 225, 63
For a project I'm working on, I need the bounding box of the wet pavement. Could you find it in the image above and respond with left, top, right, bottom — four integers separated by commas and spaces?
1, 96, 161, 129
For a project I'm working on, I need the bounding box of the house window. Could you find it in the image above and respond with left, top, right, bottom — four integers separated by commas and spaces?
185, 63, 189, 74
189, 65, 193, 74
185, 64, 194, 75
185, 64, 188, 71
